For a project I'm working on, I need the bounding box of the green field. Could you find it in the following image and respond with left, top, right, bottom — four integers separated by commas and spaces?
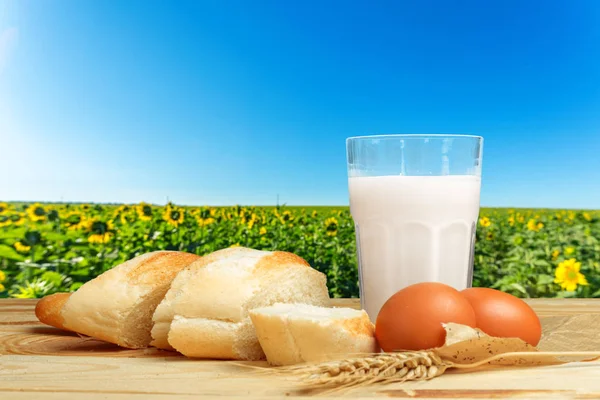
0, 202, 598, 299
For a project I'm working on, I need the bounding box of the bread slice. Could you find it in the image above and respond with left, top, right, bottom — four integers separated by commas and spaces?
249, 303, 379, 366
152, 247, 331, 359
59, 251, 200, 349
35, 292, 72, 331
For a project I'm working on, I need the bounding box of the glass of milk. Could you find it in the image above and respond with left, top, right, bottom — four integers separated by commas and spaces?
346, 134, 483, 321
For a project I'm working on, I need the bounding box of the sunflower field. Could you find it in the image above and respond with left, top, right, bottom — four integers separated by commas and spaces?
0, 202, 598, 299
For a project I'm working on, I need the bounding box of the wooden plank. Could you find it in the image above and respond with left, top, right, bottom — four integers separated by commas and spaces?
2, 354, 600, 399
1, 299, 600, 399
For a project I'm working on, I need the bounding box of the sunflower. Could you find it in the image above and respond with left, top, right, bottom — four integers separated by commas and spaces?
0, 212, 24, 228
14, 241, 31, 253
259, 227, 267, 235
113, 205, 131, 215
325, 217, 338, 237
134, 202, 154, 221
555, 213, 563, 221
554, 258, 588, 292
196, 216, 215, 227
195, 208, 212, 219
485, 231, 494, 241
277, 210, 294, 225
113, 205, 136, 224
479, 217, 491, 227
88, 232, 114, 244
163, 206, 185, 227
527, 219, 543, 232
80, 204, 91, 212
23, 230, 42, 246
26, 203, 48, 222
194, 207, 216, 218
564, 246, 576, 256
551, 249, 560, 261
0, 202, 9, 214
64, 212, 87, 231
13, 212, 26, 225
120, 210, 137, 225
0, 214, 10, 228
247, 213, 259, 230
311, 210, 317, 218
583, 212, 592, 222
86, 218, 115, 244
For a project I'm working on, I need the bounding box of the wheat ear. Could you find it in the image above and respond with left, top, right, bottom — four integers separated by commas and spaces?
282, 351, 449, 387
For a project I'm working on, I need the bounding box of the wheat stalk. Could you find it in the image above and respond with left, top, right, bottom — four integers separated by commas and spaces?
274, 350, 600, 392
283, 351, 449, 387
231, 350, 600, 396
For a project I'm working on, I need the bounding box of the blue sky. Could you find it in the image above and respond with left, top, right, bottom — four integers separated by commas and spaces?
1, 0, 599, 208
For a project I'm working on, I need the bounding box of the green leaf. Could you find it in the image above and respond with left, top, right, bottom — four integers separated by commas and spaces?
68, 268, 90, 277
40, 271, 64, 287
555, 290, 577, 298
509, 283, 528, 296
536, 274, 555, 285
0, 244, 25, 262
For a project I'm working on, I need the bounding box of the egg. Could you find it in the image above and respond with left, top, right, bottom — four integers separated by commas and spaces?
461, 287, 542, 346
375, 282, 477, 351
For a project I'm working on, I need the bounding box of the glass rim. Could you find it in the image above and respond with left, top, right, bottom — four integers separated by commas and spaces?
346, 134, 483, 142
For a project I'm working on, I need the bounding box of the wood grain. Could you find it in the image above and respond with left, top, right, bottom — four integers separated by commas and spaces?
1, 298, 600, 399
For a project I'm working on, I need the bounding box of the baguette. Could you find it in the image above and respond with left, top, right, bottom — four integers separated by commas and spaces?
249, 303, 379, 366
152, 247, 331, 359
55, 251, 200, 348
34, 292, 71, 331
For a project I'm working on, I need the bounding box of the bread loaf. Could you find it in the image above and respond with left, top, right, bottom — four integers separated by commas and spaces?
57, 251, 200, 348
249, 303, 379, 366
34, 292, 71, 331
152, 247, 330, 359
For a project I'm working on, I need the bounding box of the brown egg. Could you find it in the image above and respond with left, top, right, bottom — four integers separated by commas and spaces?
375, 282, 477, 352
461, 288, 542, 346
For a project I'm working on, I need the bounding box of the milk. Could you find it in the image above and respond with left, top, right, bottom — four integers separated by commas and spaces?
348, 175, 481, 321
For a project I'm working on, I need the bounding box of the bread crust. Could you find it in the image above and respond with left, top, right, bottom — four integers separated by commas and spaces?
35, 292, 72, 331
154, 247, 331, 358
60, 250, 200, 348
255, 251, 310, 270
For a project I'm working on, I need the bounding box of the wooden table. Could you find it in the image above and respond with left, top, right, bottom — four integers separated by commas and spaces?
1, 298, 600, 399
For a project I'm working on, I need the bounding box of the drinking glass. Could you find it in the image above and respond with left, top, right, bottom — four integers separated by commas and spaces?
346, 134, 483, 321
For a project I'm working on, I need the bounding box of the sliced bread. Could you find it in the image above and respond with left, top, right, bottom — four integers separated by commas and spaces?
152, 247, 331, 359
58, 251, 200, 348
249, 303, 379, 366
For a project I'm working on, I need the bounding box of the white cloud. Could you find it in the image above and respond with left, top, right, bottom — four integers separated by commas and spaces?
0, 27, 18, 75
